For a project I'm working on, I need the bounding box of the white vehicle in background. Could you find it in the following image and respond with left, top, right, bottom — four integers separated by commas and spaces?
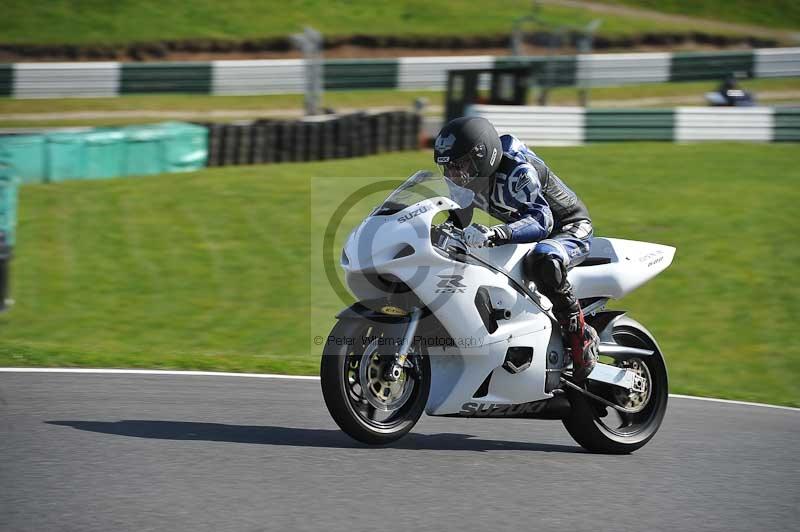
321, 171, 675, 453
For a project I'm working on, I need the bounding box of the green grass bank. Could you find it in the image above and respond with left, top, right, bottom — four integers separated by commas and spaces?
595, 0, 800, 30
0, 143, 798, 406
0, 0, 784, 46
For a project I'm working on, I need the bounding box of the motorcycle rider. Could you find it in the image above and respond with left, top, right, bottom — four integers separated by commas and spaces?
433, 116, 599, 382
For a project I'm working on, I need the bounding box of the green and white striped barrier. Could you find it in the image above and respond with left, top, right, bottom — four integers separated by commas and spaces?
467, 105, 800, 145
0, 48, 798, 99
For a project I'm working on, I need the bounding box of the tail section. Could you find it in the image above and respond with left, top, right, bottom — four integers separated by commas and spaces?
569, 238, 676, 300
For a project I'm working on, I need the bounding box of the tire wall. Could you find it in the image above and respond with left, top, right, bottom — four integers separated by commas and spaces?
202, 111, 422, 167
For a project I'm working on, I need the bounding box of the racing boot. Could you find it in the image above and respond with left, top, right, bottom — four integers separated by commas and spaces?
560, 307, 599, 384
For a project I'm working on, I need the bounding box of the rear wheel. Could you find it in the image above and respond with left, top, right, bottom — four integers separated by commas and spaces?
562, 317, 668, 454
320, 318, 430, 445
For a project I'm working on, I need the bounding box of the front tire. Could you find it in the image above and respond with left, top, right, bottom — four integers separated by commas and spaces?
320, 318, 430, 445
563, 317, 668, 454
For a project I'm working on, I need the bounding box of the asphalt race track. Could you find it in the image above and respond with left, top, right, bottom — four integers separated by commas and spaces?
1, 372, 798, 532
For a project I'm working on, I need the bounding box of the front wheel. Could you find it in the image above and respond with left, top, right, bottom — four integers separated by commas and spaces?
563, 317, 668, 454
320, 318, 430, 445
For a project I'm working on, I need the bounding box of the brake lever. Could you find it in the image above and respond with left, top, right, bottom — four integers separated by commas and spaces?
435, 223, 469, 254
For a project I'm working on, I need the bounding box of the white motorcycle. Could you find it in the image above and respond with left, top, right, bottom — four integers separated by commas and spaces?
320, 171, 675, 453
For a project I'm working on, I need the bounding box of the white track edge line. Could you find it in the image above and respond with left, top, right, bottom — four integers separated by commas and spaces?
0, 367, 797, 412
667, 394, 799, 412
0, 367, 319, 380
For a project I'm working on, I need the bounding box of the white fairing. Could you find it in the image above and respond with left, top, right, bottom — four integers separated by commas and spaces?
341, 193, 675, 415
569, 237, 676, 299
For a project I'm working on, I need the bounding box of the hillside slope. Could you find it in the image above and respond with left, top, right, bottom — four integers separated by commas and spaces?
590, 0, 800, 31
0, 0, 785, 46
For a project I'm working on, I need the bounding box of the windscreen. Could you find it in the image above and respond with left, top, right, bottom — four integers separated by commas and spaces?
372, 171, 474, 216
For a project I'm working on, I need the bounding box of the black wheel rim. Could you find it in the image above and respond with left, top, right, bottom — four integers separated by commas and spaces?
341, 324, 424, 431
587, 330, 665, 438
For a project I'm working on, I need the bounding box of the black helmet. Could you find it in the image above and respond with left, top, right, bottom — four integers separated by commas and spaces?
433, 116, 502, 188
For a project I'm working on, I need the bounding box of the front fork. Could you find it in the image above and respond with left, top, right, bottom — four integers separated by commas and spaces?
385, 307, 422, 381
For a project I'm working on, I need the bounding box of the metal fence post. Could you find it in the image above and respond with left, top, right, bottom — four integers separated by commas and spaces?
291, 27, 323, 116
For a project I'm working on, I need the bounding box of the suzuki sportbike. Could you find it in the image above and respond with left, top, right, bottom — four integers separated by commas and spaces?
320, 171, 675, 453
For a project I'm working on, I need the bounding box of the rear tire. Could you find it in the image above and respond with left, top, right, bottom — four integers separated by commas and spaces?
320, 318, 430, 445
562, 317, 668, 454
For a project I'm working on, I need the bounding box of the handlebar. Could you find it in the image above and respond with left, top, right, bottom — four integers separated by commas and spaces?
437, 222, 464, 240
432, 222, 469, 256
437, 222, 504, 249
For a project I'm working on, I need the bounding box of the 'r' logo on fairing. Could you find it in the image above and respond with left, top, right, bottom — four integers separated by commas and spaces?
436, 274, 466, 293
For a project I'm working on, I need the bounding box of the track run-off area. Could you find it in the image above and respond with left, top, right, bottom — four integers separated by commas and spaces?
1, 368, 798, 532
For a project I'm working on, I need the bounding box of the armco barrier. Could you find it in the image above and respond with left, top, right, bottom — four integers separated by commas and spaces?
495, 55, 578, 87
324, 59, 398, 90
670, 51, 754, 82
468, 105, 585, 146
674, 107, 773, 142
211, 59, 305, 95
1, 48, 798, 98
585, 109, 675, 141
576, 52, 670, 86
13, 62, 119, 98
397, 56, 495, 90
755, 48, 800, 78
0, 65, 12, 96
120, 63, 212, 94
467, 104, 800, 144
774, 108, 800, 141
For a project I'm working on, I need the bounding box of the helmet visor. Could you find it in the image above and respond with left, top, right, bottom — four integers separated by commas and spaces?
439, 152, 480, 188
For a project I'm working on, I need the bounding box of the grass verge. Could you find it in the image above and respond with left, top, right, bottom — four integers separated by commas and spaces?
0, 0, 769, 46
0, 143, 798, 406
594, 0, 800, 31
